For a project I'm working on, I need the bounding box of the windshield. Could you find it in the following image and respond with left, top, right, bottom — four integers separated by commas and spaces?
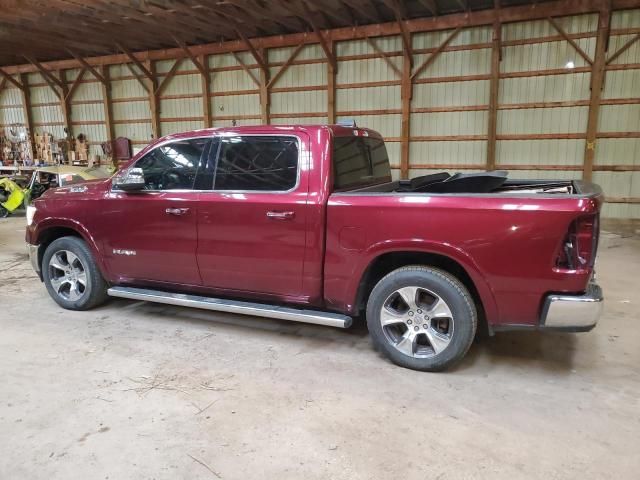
333, 136, 392, 191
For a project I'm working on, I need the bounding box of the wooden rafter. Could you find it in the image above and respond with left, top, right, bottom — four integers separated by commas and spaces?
0, 68, 24, 91
547, 16, 594, 65
301, 2, 337, 69
117, 43, 154, 80
235, 28, 267, 74
606, 33, 640, 65
66, 49, 107, 85
173, 36, 208, 78
267, 43, 305, 88
365, 36, 402, 78
23, 55, 64, 97
124, 62, 150, 93
0, 77, 6, 93
417, 0, 438, 16
388, 0, 413, 61
231, 52, 260, 87
65, 68, 87, 101
155, 58, 185, 96
411, 27, 461, 80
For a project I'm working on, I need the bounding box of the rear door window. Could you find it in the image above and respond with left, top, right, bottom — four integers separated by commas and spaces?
333, 136, 391, 190
212, 136, 298, 191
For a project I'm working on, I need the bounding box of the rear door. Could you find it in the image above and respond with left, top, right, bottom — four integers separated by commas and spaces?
99, 137, 210, 285
196, 133, 309, 300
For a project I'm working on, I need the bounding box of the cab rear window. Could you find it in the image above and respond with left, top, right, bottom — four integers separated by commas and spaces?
333, 136, 391, 190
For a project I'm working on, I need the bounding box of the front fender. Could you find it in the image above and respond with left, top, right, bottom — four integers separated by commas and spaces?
28, 216, 110, 282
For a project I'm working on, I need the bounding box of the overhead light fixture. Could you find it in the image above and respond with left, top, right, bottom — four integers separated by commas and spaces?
565, 61, 575, 69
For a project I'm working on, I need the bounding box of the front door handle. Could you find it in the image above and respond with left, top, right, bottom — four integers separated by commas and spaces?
165, 207, 189, 216
266, 211, 295, 220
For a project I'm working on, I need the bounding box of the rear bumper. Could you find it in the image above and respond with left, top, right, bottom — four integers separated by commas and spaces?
26, 242, 41, 278
540, 282, 603, 332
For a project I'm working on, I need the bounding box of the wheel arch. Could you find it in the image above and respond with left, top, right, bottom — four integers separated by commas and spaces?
34, 220, 109, 281
353, 248, 498, 331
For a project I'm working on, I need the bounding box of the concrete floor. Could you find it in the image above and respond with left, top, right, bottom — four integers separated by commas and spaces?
1, 214, 639, 480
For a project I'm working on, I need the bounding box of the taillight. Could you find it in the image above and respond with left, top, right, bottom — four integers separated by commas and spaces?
556, 214, 599, 270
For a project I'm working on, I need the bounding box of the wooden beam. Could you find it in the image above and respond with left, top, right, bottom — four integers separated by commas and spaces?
547, 16, 594, 65
155, 58, 185, 96
23, 56, 64, 89
365, 36, 402, 78
390, 0, 413, 65
400, 46, 412, 179
302, 3, 337, 70
174, 36, 209, 78
199, 54, 212, 128
0, 69, 24, 91
124, 62, 150, 93
117, 43, 154, 80
606, 33, 640, 65
65, 68, 87, 101
232, 51, 260, 87
235, 28, 267, 74
66, 49, 107, 85
417, 0, 439, 16
258, 48, 270, 124
3, 1, 638, 76
327, 39, 336, 124
0, 77, 6, 93
147, 60, 161, 139
583, 7, 611, 182
411, 27, 461, 80
487, 21, 501, 171
100, 65, 115, 147
267, 43, 305, 88
59, 70, 72, 139
19, 73, 35, 159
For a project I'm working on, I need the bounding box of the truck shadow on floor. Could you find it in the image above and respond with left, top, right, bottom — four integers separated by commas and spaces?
112, 299, 582, 372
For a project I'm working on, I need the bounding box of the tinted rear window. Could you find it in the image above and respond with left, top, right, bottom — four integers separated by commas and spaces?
333, 136, 391, 190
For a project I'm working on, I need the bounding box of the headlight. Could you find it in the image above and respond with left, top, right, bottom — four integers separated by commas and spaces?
26, 205, 37, 226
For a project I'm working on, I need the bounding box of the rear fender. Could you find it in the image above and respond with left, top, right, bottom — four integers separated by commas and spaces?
353, 239, 499, 323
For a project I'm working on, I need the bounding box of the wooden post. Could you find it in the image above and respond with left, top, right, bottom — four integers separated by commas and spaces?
59, 70, 72, 139
486, 21, 501, 171
400, 45, 412, 180
327, 40, 336, 124
146, 60, 160, 139
19, 73, 36, 159
100, 65, 115, 144
258, 48, 270, 124
199, 54, 212, 128
583, 6, 611, 182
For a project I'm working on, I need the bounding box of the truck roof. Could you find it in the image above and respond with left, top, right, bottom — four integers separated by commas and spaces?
139, 124, 384, 157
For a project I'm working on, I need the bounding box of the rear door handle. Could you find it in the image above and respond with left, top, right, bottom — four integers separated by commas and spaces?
165, 207, 190, 216
266, 211, 295, 220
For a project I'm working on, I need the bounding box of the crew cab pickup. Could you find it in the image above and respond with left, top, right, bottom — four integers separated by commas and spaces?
26, 124, 604, 371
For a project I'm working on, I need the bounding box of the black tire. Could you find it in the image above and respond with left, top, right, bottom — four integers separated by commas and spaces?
366, 266, 477, 372
0, 205, 9, 218
42, 236, 108, 310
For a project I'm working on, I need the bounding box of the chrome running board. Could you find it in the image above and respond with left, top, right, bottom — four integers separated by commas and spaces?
107, 286, 352, 329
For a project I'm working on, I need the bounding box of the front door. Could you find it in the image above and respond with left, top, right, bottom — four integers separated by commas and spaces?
197, 133, 308, 300
98, 137, 211, 286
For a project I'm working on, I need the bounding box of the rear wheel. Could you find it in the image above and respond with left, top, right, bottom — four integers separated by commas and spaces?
366, 266, 477, 372
42, 236, 108, 310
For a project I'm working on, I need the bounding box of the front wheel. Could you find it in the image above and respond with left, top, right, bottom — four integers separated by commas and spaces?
366, 266, 477, 372
42, 236, 108, 310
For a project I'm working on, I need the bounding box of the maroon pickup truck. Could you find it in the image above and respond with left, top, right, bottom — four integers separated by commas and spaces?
26, 124, 603, 371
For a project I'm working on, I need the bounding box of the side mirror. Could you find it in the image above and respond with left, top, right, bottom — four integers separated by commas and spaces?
114, 167, 145, 191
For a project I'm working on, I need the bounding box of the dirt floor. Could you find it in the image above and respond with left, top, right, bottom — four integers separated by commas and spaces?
1, 214, 639, 480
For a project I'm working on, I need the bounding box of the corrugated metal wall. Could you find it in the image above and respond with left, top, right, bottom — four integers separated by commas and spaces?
1, 8, 639, 216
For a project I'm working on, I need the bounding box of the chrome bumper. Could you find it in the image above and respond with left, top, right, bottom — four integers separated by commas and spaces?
26, 243, 41, 276
540, 282, 603, 331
